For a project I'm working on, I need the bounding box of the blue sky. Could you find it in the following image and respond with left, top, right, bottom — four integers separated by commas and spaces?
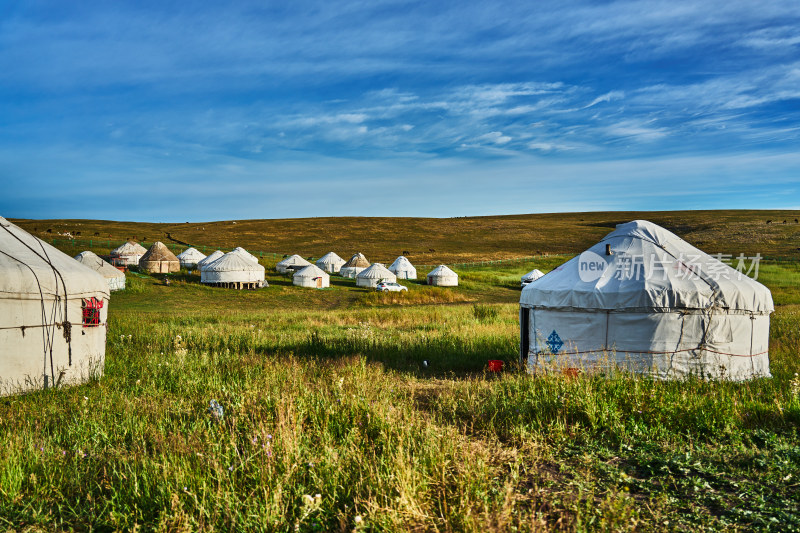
1, 0, 799, 221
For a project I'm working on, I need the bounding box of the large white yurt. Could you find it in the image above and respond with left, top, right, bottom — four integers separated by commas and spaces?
521, 269, 545, 288
276, 254, 311, 273
316, 252, 346, 274
197, 250, 224, 270
109, 241, 147, 266
356, 263, 396, 288
177, 247, 207, 269
293, 265, 331, 288
427, 265, 458, 287
139, 242, 180, 274
200, 251, 266, 289
389, 256, 417, 279
520, 220, 774, 381
1, 216, 109, 395
74, 251, 126, 291
340, 253, 370, 278
232, 247, 260, 264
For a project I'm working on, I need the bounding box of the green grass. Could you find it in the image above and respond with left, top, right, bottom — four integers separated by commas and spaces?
1, 252, 799, 530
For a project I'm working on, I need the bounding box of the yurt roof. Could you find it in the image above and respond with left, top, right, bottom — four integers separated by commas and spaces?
204, 252, 265, 273
343, 253, 370, 268
357, 263, 394, 279
140, 242, 179, 263
177, 247, 207, 262
74, 251, 125, 280
520, 220, 773, 313
198, 250, 224, 267
232, 247, 259, 263
522, 269, 545, 281
428, 264, 457, 277
0, 216, 109, 299
389, 256, 414, 270
277, 254, 311, 267
111, 241, 147, 255
317, 252, 345, 265
294, 264, 329, 278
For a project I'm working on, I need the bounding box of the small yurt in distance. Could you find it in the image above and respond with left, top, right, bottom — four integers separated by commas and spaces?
110, 241, 147, 266
233, 247, 259, 264
293, 264, 330, 288
177, 247, 207, 269
356, 263, 396, 288
316, 252, 346, 274
519, 220, 773, 381
1, 216, 109, 395
521, 269, 544, 288
74, 251, 126, 291
389, 256, 417, 279
139, 242, 180, 273
427, 265, 458, 286
201, 251, 266, 289
197, 250, 224, 270
276, 254, 312, 273
340, 253, 370, 278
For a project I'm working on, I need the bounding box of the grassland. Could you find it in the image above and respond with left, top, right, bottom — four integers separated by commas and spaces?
11, 209, 800, 263
1, 215, 799, 531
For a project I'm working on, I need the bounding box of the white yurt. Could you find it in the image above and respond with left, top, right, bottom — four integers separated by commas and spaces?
74, 251, 126, 291
293, 264, 331, 288
521, 269, 545, 288
389, 256, 417, 279
356, 263, 396, 288
109, 241, 147, 266
232, 247, 260, 264
316, 252, 346, 274
177, 247, 207, 269
1, 216, 109, 395
139, 242, 180, 274
427, 265, 458, 286
276, 254, 311, 273
520, 220, 773, 381
197, 250, 224, 270
200, 251, 266, 289
340, 253, 370, 278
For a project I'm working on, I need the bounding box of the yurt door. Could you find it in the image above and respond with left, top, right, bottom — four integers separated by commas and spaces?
316, 277, 322, 288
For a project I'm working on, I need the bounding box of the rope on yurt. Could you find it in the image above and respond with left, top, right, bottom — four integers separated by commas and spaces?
0, 224, 72, 384
0, 248, 54, 384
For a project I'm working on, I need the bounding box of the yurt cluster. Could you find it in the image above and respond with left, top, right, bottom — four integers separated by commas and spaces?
0, 215, 776, 397
278, 251, 459, 289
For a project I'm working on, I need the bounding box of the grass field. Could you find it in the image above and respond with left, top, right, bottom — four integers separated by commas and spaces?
1, 215, 799, 531
11, 209, 800, 262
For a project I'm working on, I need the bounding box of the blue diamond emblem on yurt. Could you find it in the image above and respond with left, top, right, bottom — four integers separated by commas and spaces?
546, 330, 564, 353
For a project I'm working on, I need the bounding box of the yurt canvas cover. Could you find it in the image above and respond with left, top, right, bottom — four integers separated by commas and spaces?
520, 220, 773, 381
340, 253, 370, 278
316, 252, 346, 274
276, 254, 311, 273
198, 250, 224, 270
521, 269, 545, 286
74, 251, 126, 291
293, 264, 331, 288
233, 247, 260, 264
201, 252, 266, 288
356, 263, 396, 288
177, 247, 207, 269
389, 256, 417, 279
427, 265, 458, 286
139, 242, 180, 274
110, 241, 147, 266
1, 216, 109, 395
